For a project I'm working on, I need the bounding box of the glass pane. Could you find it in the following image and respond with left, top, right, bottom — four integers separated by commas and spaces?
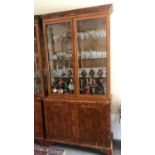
77, 18, 107, 95
34, 27, 42, 95
46, 22, 74, 94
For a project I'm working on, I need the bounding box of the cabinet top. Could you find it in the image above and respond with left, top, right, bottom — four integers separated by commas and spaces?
41, 4, 113, 20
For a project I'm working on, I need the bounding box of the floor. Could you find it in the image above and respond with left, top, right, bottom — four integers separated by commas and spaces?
51, 141, 121, 155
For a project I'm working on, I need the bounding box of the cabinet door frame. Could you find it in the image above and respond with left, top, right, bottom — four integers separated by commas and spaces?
44, 101, 75, 142
42, 18, 78, 97
73, 14, 111, 99
75, 102, 111, 147
34, 20, 45, 97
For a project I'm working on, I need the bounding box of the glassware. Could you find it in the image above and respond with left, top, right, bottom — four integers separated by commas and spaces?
84, 78, 91, 94
56, 79, 64, 94
69, 79, 74, 94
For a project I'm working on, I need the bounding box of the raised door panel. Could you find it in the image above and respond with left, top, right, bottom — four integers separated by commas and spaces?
44, 101, 74, 142
34, 100, 44, 138
76, 102, 111, 147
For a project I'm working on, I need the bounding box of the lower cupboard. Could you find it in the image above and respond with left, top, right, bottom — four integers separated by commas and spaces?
43, 99, 112, 155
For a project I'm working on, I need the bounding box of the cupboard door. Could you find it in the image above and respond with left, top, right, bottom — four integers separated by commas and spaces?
45, 21, 75, 95
34, 100, 44, 138
75, 17, 108, 95
76, 102, 111, 146
44, 101, 74, 142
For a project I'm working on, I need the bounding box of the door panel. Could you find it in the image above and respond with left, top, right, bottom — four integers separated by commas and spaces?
44, 101, 74, 141
45, 20, 76, 95
75, 17, 108, 96
76, 102, 111, 146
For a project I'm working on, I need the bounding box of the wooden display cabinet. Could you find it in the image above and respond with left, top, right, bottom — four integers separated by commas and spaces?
34, 16, 45, 145
41, 4, 113, 155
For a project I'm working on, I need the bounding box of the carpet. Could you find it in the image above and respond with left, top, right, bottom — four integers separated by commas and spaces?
34, 144, 64, 155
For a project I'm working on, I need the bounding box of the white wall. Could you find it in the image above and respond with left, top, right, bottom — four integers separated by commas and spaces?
34, 0, 121, 140
34, 0, 114, 15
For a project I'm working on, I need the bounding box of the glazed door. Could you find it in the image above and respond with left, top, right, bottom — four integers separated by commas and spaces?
34, 26, 42, 96
44, 101, 74, 142
76, 102, 111, 147
43, 19, 76, 96
74, 16, 110, 96
34, 24, 44, 97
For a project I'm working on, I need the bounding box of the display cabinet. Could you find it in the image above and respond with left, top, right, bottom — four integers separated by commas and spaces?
34, 16, 45, 145
41, 4, 113, 155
